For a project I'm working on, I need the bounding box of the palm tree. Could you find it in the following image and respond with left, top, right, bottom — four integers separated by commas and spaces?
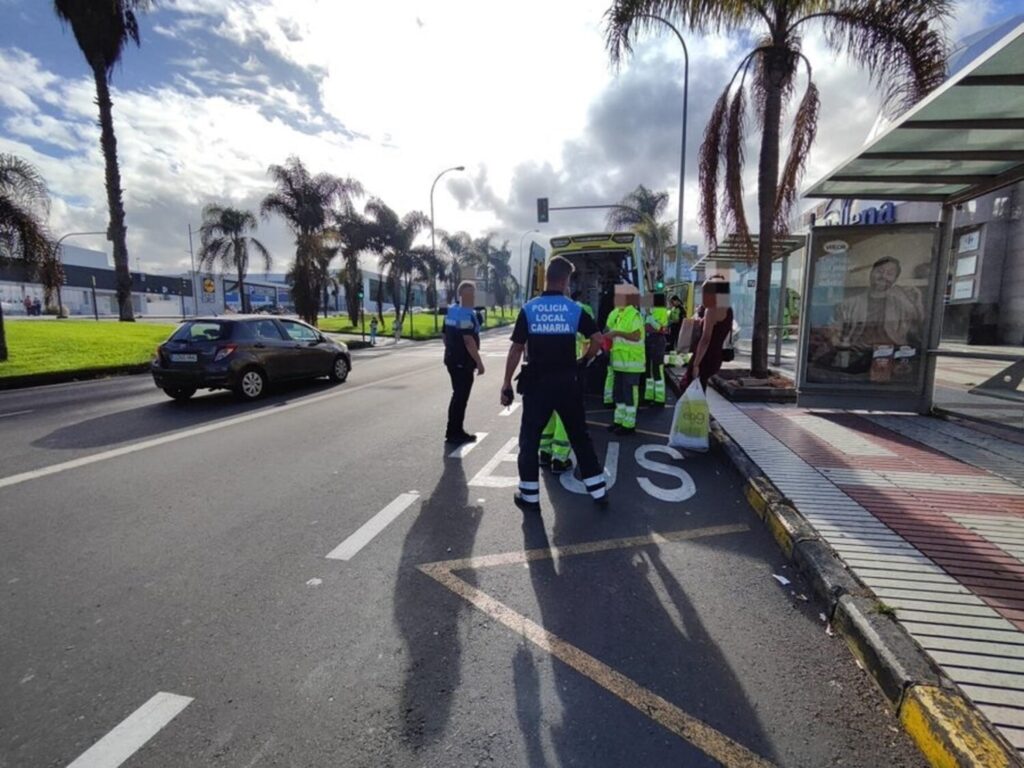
0, 155, 52, 360
439, 230, 473, 305
606, 184, 674, 290
332, 209, 371, 325
417, 249, 447, 311
467, 234, 497, 299
261, 156, 362, 325
198, 205, 271, 314
487, 240, 516, 317
55, 0, 150, 322
363, 199, 430, 333
606, 1, 949, 377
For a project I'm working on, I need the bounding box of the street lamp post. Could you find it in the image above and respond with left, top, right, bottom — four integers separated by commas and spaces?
54, 231, 107, 318
637, 14, 689, 272
519, 229, 539, 305
430, 165, 465, 333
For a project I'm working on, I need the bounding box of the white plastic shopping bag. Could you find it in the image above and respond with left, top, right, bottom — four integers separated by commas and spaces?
668, 379, 709, 452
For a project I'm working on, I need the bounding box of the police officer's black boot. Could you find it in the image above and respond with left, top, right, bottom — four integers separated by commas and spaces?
514, 492, 541, 513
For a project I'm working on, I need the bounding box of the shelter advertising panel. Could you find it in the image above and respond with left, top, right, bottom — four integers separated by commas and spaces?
798, 224, 939, 411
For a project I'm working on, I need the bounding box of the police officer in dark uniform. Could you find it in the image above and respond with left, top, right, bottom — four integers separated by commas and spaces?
500, 257, 607, 512
444, 280, 484, 444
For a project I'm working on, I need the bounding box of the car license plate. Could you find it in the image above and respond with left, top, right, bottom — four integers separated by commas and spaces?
171, 353, 197, 363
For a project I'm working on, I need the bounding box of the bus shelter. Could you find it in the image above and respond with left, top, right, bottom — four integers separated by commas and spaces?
801, 20, 1024, 417
701, 233, 806, 367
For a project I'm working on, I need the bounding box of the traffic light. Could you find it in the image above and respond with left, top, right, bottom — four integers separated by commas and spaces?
537, 197, 549, 223
655, 279, 665, 292
357, 288, 364, 300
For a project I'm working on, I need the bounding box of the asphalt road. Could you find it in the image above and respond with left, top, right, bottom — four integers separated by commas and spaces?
0, 332, 927, 767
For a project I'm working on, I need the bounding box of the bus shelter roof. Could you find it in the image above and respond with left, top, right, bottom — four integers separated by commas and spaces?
804, 20, 1024, 206
704, 233, 806, 263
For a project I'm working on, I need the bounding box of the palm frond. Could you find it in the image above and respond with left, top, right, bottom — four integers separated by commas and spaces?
698, 88, 730, 247
811, 0, 950, 114
775, 78, 819, 236
249, 237, 274, 273
723, 84, 753, 255
604, 0, 759, 65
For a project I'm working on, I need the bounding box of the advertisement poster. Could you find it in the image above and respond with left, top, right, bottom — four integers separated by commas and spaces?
801, 224, 938, 394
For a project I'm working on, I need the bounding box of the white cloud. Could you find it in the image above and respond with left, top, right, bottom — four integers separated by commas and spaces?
0, 0, 1012, 285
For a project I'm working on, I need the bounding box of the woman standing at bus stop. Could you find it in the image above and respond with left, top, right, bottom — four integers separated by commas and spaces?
684, 276, 733, 389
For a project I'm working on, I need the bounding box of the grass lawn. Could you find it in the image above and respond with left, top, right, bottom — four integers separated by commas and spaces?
317, 310, 516, 339
0, 320, 178, 378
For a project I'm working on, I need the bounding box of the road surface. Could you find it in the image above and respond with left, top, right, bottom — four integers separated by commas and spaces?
0, 332, 925, 767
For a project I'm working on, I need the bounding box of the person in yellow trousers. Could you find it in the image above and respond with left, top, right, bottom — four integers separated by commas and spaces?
603, 285, 644, 434
644, 293, 669, 406
540, 292, 594, 473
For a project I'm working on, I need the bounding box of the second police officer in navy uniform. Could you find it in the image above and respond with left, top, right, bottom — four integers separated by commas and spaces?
443, 280, 485, 444
500, 256, 608, 512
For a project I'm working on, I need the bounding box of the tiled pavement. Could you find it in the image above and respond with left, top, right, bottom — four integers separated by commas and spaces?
709, 390, 1024, 757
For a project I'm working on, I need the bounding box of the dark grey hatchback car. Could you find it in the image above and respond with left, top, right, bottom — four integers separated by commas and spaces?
151, 316, 351, 401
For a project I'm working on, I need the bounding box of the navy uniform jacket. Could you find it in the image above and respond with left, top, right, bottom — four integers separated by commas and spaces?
444, 303, 480, 367
512, 291, 599, 373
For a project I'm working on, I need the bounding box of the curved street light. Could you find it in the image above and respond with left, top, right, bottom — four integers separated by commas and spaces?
430, 165, 465, 332
637, 14, 689, 276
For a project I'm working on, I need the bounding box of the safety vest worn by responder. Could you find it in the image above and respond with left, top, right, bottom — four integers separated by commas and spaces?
645, 306, 669, 405
610, 305, 645, 372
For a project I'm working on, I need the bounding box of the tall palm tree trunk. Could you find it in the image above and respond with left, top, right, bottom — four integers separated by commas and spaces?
237, 267, 247, 313
92, 64, 134, 322
753, 60, 786, 379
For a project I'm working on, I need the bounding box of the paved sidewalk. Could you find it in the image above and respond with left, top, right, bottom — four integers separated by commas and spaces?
709, 390, 1024, 758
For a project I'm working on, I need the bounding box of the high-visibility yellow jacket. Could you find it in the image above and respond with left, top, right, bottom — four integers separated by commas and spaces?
607, 305, 645, 372
646, 306, 669, 335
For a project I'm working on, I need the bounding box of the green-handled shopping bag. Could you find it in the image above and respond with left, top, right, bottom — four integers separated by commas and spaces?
669, 379, 709, 452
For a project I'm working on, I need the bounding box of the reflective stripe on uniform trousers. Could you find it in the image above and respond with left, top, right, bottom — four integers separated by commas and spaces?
623, 385, 639, 428
582, 473, 607, 499
518, 480, 540, 503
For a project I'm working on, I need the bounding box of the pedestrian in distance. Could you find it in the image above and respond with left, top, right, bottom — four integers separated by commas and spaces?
501, 256, 607, 513
683, 276, 734, 390
369, 316, 378, 346
603, 284, 645, 434
668, 294, 683, 351
444, 281, 485, 445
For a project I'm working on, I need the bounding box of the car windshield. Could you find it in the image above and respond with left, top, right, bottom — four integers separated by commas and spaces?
171, 321, 230, 342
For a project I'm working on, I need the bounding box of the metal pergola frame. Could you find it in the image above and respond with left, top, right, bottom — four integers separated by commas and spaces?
701, 234, 807, 366
802, 20, 1024, 414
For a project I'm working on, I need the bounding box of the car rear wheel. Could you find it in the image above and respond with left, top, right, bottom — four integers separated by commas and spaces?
329, 355, 350, 383
163, 386, 196, 402
235, 367, 267, 401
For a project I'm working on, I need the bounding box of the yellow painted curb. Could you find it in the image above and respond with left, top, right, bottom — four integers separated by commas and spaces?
764, 507, 795, 559
900, 685, 1020, 768
745, 481, 769, 519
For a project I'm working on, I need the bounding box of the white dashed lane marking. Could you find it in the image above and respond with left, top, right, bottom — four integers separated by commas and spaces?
325, 492, 421, 561
66, 692, 192, 768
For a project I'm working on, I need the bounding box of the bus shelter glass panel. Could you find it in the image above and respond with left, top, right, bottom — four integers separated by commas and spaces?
798, 224, 940, 411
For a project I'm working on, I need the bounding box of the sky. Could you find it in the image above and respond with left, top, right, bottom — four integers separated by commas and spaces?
0, 0, 1017, 280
